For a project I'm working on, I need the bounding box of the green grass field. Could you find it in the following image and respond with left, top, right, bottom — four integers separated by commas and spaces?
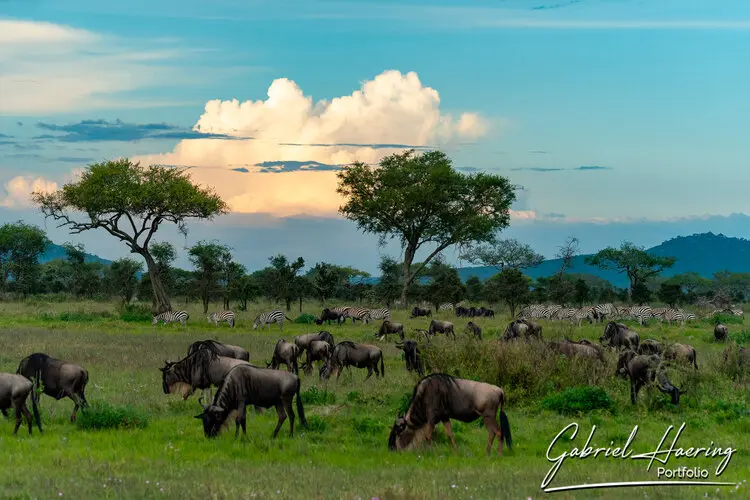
0, 300, 747, 499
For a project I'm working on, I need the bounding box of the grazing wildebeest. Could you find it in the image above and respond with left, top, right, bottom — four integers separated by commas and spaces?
320, 341, 384, 380
616, 349, 638, 378
428, 320, 455, 340
395, 339, 424, 376
315, 308, 345, 326
466, 321, 483, 340
663, 343, 698, 370
377, 320, 405, 340
548, 339, 605, 363
388, 373, 512, 455
502, 319, 542, 341
638, 339, 663, 356
714, 323, 728, 342
724, 346, 750, 368
626, 354, 684, 405
410, 307, 432, 318
600, 322, 640, 351
16, 353, 89, 422
187, 340, 250, 361
301, 340, 331, 375
160, 349, 251, 400
0, 373, 43, 435
195, 364, 307, 439
267, 339, 300, 375
294, 331, 335, 360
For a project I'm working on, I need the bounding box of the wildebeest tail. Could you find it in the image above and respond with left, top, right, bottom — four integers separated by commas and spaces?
380, 352, 385, 378
295, 378, 307, 428
30, 384, 43, 433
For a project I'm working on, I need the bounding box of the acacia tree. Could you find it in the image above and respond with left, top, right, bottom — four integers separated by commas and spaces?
109, 258, 143, 303
265, 254, 305, 312
483, 268, 532, 317
0, 221, 50, 296
424, 259, 466, 311
585, 242, 676, 298
188, 241, 232, 314
460, 238, 544, 272
337, 149, 515, 304
32, 159, 227, 313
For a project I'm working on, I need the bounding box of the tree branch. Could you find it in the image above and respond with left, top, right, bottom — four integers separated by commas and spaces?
406, 241, 453, 286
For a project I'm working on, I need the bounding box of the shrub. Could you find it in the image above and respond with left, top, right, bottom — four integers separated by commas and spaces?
300, 387, 335, 405
75, 401, 149, 430
350, 415, 385, 434
295, 313, 317, 324
119, 303, 153, 322
305, 415, 328, 433
709, 313, 743, 326
729, 330, 750, 345
541, 386, 615, 416
40, 311, 113, 322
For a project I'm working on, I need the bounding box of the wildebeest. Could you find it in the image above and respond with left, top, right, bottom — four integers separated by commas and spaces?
377, 320, 404, 340
320, 341, 384, 380
466, 321, 482, 340
187, 340, 250, 361
388, 373, 512, 455
395, 339, 424, 376
315, 308, 345, 325
17, 353, 89, 422
600, 322, 640, 351
0, 373, 43, 435
195, 363, 307, 439
548, 339, 605, 363
160, 349, 251, 400
638, 339, 663, 356
723, 345, 750, 368
625, 354, 684, 405
428, 320, 455, 340
714, 323, 728, 342
663, 343, 698, 370
301, 340, 331, 375
616, 349, 638, 378
293, 331, 335, 360
267, 339, 300, 375
502, 319, 542, 341
410, 307, 432, 318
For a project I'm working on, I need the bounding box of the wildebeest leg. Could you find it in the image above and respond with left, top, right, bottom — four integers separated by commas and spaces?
13, 407, 23, 435
365, 366, 373, 380
235, 402, 247, 439
283, 399, 295, 437
443, 420, 457, 451
20, 403, 33, 435
272, 403, 287, 439
483, 416, 499, 455
424, 421, 435, 448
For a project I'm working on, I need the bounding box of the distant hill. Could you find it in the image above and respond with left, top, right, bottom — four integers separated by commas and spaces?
40, 243, 113, 266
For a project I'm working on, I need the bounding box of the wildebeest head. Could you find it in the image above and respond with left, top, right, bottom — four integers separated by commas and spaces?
388, 413, 416, 451
600, 322, 617, 345
194, 397, 227, 438
319, 361, 332, 380
655, 369, 685, 405
159, 360, 191, 398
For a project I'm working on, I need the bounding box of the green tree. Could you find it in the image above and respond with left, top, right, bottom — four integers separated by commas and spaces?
374, 256, 402, 308
32, 159, 227, 313
109, 258, 144, 303
585, 242, 676, 298
573, 278, 590, 306
483, 268, 532, 317
63, 243, 104, 298
631, 281, 652, 304
424, 259, 466, 311
465, 276, 484, 302
460, 238, 544, 272
263, 254, 305, 311
657, 282, 684, 307
39, 260, 71, 294
188, 241, 232, 314
0, 222, 50, 296
337, 149, 516, 304
231, 273, 260, 311
665, 272, 711, 296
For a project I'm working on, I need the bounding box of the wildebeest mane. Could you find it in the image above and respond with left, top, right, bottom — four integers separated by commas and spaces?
187, 340, 223, 357
17, 353, 52, 375
337, 340, 357, 349
406, 373, 459, 428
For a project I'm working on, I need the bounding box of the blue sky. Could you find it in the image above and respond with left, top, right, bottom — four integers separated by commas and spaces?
1, 0, 749, 273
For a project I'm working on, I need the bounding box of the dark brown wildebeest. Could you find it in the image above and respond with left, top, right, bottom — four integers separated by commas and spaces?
395, 339, 424, 376
267, 339, 300, 375
714, 323, 728, 342
722, 345, 750, 369
388, 373, 512, 455
616, 349, 638, 378
320, 341, 384, 380
548, 339, 605, 363
466, 321, 482, 340
187, 339, 250, 361
195, 363, 307, 439
428, 320, 455, 340
377, 320, 404, 341
663, 343, 698, 370
0, 373, 43, 435
626, 354, 684, 405
160, 349, 251, 400
502, 319, 542, 341
294, 331, 335, 360
410, 307, 431, 319
17, 353, 89, 422
638, 339, 662, 356
301, 340, 331, 375
600, 322, 640, 351
315, 308, 346, 326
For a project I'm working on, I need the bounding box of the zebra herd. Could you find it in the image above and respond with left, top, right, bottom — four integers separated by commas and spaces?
516, 303, 737, 327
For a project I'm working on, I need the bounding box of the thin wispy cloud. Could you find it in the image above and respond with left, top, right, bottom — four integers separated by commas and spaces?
33, 119, 244, 142
532, 0, 584, 11
574, 165, 611, 171
511, 167, 565, 172
512, 165, 612, 172
278, 142, 433, 149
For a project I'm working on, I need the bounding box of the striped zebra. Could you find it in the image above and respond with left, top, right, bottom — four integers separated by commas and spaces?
622, 305, 653, 326
438, 303, 454, 311
573, 307, 595, 326
252, 310, 292, 332
592, 303, 618, 323
732, 308, 744, 317
681, 310, 696, 323
542, 304, 562, 319
152, 310, 189, 326
368, 308, 391, 321
518, 305, 546, 319
654, 308, 684, 326
342, 307, 372, 324
553, 307, 577, 321
207, 310, 235, 328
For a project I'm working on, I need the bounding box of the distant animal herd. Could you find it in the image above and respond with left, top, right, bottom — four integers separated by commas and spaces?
2, 301, 748, 456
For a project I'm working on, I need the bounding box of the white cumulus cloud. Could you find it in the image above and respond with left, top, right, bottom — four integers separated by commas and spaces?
135, 70, 491, 217
0, 176, 59, 208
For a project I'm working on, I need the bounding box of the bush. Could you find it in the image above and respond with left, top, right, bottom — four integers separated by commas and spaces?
119, 303, 153, 322
75, 401, 149, 430
40, 311, 113, 322
541, 386, 615, 416
295, 313, 317, 324
729, 330, 750, 345
349, 415, 385, 434
305, 415, 328, 433
709, 313, 743, 325
300, 387, 335, 405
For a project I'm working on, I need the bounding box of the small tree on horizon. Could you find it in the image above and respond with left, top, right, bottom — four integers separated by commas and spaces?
585, 242, 676, 298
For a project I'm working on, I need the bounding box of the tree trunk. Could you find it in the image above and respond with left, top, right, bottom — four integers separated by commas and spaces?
286, 298, 292, 312
202, 293, 209, 314
400, 244, 417, 306
299, 296, 303, 313
143, 252, 171, 313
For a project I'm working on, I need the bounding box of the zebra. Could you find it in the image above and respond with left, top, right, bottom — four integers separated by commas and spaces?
152, 310, 189, 326
207, 310, 235, 328
731, 309, 744, 317
438, 303, 454, 311
518, 304, 547, 319
682, 311, 696, 322
253, 310, 292, 332
592, 303, 618, 323
342, 307, 372, 324
553, 308, 577, 321
542, 304, 562, 319
368, 308, 391, 321
624, 305, 653, 326
573, 307, 595, 326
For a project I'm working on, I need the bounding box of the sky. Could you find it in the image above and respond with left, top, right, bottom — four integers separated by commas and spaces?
1, 0, 749, 273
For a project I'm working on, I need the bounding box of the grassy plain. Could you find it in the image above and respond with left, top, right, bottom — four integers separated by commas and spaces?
0, 300, 748, 500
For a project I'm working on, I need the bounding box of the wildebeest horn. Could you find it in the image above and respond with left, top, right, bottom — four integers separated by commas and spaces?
198, 395, 209, 410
